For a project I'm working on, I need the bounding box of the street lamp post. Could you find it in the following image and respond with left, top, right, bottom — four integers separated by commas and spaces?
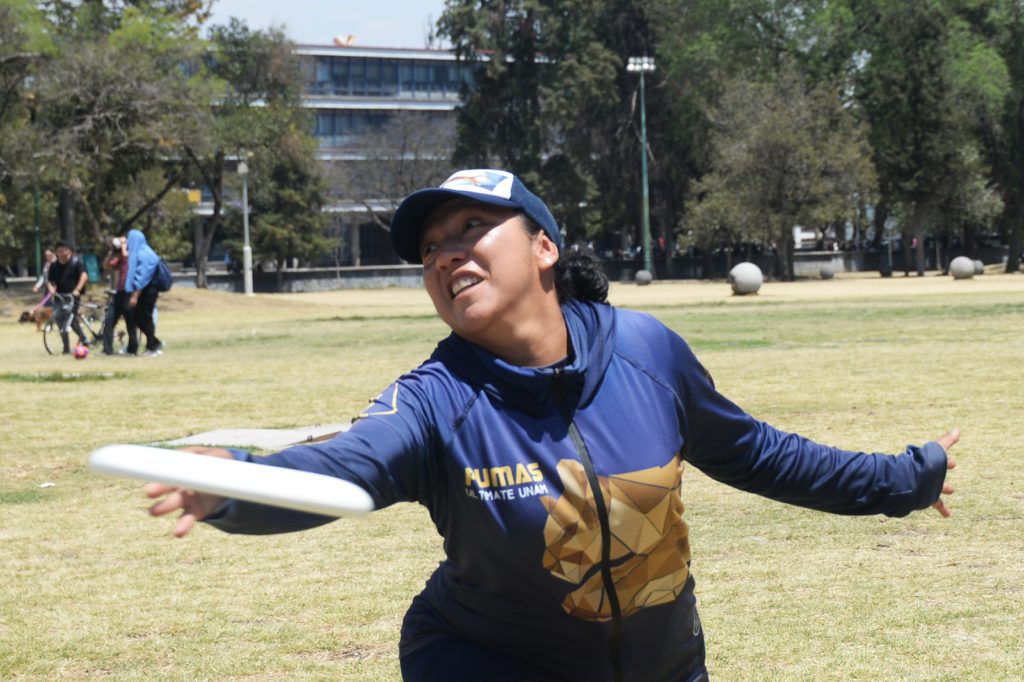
237, 160, 254, 296
26, 90, 42, 276
33, 180, 40, 275
627, 56, 656, 279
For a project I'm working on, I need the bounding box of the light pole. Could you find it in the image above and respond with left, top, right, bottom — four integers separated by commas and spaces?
25, 90, 42, 275
627, 55, 656, 279
237, 160, 254, 296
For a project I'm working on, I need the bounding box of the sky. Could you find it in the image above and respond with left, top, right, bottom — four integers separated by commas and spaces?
206, 0, 449, 48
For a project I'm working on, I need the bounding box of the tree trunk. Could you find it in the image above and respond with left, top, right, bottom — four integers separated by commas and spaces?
900, 227, 913, 276
872, 196, 889, 249
73, 186, 103, 246
662, 228, 673, 280
59, 188, 76, 248
964, 223, 976, 259
184, 148, 225, 289
910, 201, 927, 276
787, 236, 795, 280
1006, 187, 1023, 274
193, 217, 207, 288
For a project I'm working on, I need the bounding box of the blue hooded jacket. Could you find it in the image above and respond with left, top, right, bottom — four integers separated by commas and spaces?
206, 300, 947, 681
125, 229, 160, 293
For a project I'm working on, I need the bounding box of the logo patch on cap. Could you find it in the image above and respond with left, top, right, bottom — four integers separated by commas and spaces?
440, 169, 515, 199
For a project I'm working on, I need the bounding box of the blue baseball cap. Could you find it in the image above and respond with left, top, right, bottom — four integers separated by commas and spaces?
390, 169, 563, 263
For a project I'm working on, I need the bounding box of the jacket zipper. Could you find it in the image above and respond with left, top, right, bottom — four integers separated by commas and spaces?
552, 368, 625, 682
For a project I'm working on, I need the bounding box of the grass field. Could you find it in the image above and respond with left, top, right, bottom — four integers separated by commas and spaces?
1, 272, 1022, 680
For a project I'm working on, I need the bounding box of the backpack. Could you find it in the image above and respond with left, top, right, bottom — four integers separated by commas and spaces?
153, 258, 173, 292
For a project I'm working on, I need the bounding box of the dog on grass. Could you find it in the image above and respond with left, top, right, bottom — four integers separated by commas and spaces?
18, 306, 53, 331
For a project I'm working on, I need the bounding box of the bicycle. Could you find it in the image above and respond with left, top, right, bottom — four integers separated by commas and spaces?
42, 291, 127, 355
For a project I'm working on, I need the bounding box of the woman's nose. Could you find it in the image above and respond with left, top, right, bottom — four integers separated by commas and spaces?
435, 236, 468, 269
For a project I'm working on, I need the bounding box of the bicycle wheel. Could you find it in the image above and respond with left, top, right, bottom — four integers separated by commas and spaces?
81, 312, 103, 346
42, 319, 64, 355
108, 317, 131, 354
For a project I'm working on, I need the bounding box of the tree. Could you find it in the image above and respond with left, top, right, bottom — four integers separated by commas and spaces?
184, 19, 312, 286
652, 0, 875, 274
325, 110, 457, 237
239, 124, 330, 289
21, 5, 209, 255
0, 0, 54, 271
438, 0, 668, 252
855, 0, 1000, 275
690, 64, 875, 280
975, 0, 1024, 273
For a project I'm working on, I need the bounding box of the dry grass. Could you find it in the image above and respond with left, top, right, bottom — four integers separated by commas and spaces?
1, 272, 1022, 680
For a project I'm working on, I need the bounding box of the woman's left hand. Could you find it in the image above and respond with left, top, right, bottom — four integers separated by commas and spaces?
931, 428, 959, 517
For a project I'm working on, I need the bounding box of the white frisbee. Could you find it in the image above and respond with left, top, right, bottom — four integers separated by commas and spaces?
89, 444, 375, 517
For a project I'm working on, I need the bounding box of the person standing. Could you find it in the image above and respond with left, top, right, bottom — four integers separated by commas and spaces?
145, 169, 957, 682
46, 241, 89, 354
125, 229, 164, 356
102, 235, 138, 355
32, 248, 56, 293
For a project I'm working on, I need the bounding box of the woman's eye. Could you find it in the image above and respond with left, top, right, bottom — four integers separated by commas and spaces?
421, 243, 438, 260
464, 219, 484, 232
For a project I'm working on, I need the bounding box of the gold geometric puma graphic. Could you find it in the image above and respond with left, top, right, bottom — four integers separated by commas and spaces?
540, 454, 691, 621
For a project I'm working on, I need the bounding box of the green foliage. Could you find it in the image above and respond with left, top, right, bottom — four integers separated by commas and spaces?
185, 19, 321, 285
13, 3, 210, 257
688, 64, 875, 278
208, 18, 303, 107
974, 0, 1024, 271
245, 127, 330, 271
1, 5, 321, 282
4, 0, 1023, 280
0, 0, 54, 263
438, 0, 660, 246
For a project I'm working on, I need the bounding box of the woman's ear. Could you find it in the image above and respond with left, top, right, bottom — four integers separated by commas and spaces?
535, 232, 560, 272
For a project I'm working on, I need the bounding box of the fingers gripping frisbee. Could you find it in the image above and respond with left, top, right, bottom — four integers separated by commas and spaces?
89, 444, 375, 517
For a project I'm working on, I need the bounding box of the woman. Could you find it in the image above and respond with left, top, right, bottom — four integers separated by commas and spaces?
147, 169, 957, 682
125, 229, 164, 356
102, 235, 139, 355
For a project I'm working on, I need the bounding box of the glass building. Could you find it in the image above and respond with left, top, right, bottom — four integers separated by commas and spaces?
297, 45, 473, 152
294, 45, 474, 266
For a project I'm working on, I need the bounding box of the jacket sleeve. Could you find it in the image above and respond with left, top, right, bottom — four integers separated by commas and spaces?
126, 248, 158, 292
125, 250, 139, 292
667, 330, 947, 517
204, 375, 438, 535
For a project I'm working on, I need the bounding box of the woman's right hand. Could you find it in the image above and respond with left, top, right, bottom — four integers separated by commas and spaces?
145, 447, 234, 538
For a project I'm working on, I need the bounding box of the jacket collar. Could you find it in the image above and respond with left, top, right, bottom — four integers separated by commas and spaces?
432, 300, 616, 415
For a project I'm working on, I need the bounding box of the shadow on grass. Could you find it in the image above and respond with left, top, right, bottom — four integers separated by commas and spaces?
0, 372, 131, 383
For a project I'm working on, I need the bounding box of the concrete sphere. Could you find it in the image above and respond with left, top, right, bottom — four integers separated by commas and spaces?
729, 262, 763, 295
949, 256, 975, 280
973, 260, 985, 275
820, 266, 835, 280
635, 270, 653, 286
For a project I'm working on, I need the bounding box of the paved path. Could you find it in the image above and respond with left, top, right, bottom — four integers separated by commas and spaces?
164, 423, 349, 450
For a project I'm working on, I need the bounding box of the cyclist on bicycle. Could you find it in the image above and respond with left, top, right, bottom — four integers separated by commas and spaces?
46, 240, 89, 354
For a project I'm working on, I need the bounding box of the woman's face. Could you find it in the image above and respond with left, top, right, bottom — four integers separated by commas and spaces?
420, 198, 558, 349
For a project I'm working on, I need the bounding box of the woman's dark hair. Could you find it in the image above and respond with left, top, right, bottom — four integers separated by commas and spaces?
522, 216, 608, 303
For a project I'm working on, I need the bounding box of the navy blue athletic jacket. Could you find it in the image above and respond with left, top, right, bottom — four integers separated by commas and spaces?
207, 300, 948, 681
